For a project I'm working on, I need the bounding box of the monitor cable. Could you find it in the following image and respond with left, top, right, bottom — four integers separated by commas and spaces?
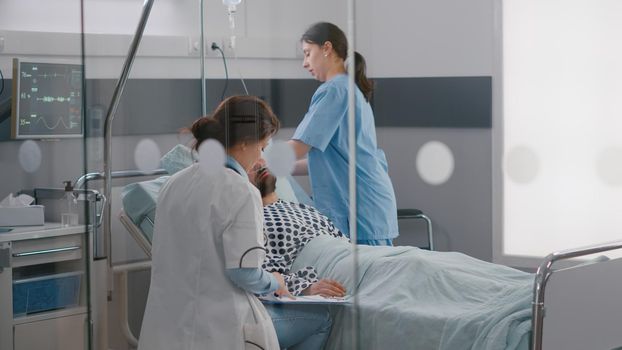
232, 46, 249, 96
211, 42, 229, 102
0, 67, 5, 96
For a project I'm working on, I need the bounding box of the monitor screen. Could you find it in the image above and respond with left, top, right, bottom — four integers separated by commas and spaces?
11, 59, 83, 139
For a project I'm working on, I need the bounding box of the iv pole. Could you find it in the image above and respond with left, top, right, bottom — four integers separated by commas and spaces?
103, 0, 155, 289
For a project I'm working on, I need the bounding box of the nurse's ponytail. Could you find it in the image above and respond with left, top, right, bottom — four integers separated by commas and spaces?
301, 22, 374, 102
352, 51, 373, 102
190, 95, 280, 151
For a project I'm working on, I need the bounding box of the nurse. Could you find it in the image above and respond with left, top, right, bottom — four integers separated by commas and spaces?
138, 96, 325, 350
288, 22, 399, 246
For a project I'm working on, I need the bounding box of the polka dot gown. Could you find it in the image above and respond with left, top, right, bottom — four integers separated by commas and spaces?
261, 200, 347, 295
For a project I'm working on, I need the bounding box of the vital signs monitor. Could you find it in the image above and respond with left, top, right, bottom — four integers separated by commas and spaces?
10, 58, 83, 139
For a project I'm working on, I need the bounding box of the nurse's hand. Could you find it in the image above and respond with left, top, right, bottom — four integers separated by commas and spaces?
271, 272, 294, 299
302, 279, 347, 298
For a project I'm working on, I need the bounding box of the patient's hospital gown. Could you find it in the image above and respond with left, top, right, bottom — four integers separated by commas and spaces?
261, 199, 346, 295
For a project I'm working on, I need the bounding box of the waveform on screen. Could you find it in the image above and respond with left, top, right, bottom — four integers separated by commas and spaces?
38, 72, 67, 79
22, 116, 76, 130
35, 96, 73, 103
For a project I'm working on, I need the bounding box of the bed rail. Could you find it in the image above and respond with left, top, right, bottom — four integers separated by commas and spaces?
532, 239, 622, 350
118, 210, 152, 258
72, 169, 166, 259
74, 169, 168, 191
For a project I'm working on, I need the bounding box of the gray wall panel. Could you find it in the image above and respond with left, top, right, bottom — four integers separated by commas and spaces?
1, 76, 491, 140
0, 78, 493, 264
372, 77, 492, 128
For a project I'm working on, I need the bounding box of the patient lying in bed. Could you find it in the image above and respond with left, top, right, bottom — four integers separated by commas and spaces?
255, 167, 348, 297
121, 145, 534, 350
252, 168, 534, 350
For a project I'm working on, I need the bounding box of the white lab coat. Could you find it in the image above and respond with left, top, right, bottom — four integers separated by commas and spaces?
138, 163, 279, 350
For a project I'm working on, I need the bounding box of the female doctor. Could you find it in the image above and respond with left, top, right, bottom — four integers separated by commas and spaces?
138, 96, 329, 350
288, 22, 399, 246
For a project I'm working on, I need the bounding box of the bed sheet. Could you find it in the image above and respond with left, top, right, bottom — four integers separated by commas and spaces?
291, 235, 532, 350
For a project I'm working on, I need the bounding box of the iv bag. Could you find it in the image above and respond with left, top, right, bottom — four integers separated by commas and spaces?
223, 0, 241, 32
223, 0, 241, 6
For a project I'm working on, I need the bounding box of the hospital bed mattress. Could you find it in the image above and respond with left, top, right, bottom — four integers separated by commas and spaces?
292, 235, 532, 350
120, 174, 312, 241
120, 176, 170, 241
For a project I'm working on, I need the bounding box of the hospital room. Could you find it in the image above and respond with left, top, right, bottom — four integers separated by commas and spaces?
1, 0, 621, 349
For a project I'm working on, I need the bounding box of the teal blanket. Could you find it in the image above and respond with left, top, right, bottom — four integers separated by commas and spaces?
291, 236, 532, 350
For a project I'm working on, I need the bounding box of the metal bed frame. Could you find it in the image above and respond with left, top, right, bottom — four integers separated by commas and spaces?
531, 240, 622, 350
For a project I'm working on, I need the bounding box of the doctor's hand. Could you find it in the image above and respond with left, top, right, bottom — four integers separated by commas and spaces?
271, 272, 294, 299
302, 279, 346, 298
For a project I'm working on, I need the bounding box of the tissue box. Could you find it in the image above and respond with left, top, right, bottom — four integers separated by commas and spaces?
0, 205, 44, 226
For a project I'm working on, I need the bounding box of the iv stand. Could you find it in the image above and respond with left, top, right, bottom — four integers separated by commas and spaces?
102, 0, 155, 295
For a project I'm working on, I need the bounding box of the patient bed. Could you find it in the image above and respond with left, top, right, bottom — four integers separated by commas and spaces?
116, 146, 622, 350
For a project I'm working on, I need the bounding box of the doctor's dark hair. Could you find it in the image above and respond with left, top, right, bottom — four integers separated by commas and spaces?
301, 22, 374, 102
190, 95, 280, 151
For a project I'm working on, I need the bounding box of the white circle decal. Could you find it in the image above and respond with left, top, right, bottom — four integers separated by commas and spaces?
197, 139, 226, 175
505, 146, 540, 184
134, 139, 161, 171
264, 140, 296, 177
596, 147, 622, 187
18, 140, 42, 173
416, 141, 454, 185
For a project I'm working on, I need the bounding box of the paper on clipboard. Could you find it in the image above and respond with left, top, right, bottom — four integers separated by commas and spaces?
260, 294, 351, 305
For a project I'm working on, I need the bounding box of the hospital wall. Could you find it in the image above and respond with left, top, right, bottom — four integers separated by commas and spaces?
0, 0, 495, 258
0, 1, 494, 348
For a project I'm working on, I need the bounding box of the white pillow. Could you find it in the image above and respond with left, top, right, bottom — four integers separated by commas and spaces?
160, 144, 193, 175
275, 177, 298, 203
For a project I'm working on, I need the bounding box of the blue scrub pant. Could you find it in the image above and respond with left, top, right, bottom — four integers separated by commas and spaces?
265, 304, 332, 350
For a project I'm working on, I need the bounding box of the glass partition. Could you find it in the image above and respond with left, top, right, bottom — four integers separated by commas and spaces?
498, 0, 622, 266
0, 0, 423, 348
5, 1, 622, 350
78, 0, 360, 349
0, 1, 92, 350
0, 0, 546, 350
81, 1, 204, 349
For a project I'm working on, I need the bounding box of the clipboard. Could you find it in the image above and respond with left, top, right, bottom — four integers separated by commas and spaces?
260, 294, 351, 305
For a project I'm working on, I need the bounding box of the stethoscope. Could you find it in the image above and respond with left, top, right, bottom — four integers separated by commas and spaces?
226, 162, 271, 350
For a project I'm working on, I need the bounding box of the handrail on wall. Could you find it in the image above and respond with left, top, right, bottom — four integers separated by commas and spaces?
531, 239, 622, 350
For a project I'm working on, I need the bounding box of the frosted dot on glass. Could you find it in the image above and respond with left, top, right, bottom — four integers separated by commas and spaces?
505, 146, 540, 184
416, 141, 454, 185
18, 140, 42, 173
596, 147, 622, 187
198, 139, 226, 175
134, 139, 161, 171
264, 140, 296, 177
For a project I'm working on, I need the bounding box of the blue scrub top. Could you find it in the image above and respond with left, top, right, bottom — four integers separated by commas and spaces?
292, 74, 399, 240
